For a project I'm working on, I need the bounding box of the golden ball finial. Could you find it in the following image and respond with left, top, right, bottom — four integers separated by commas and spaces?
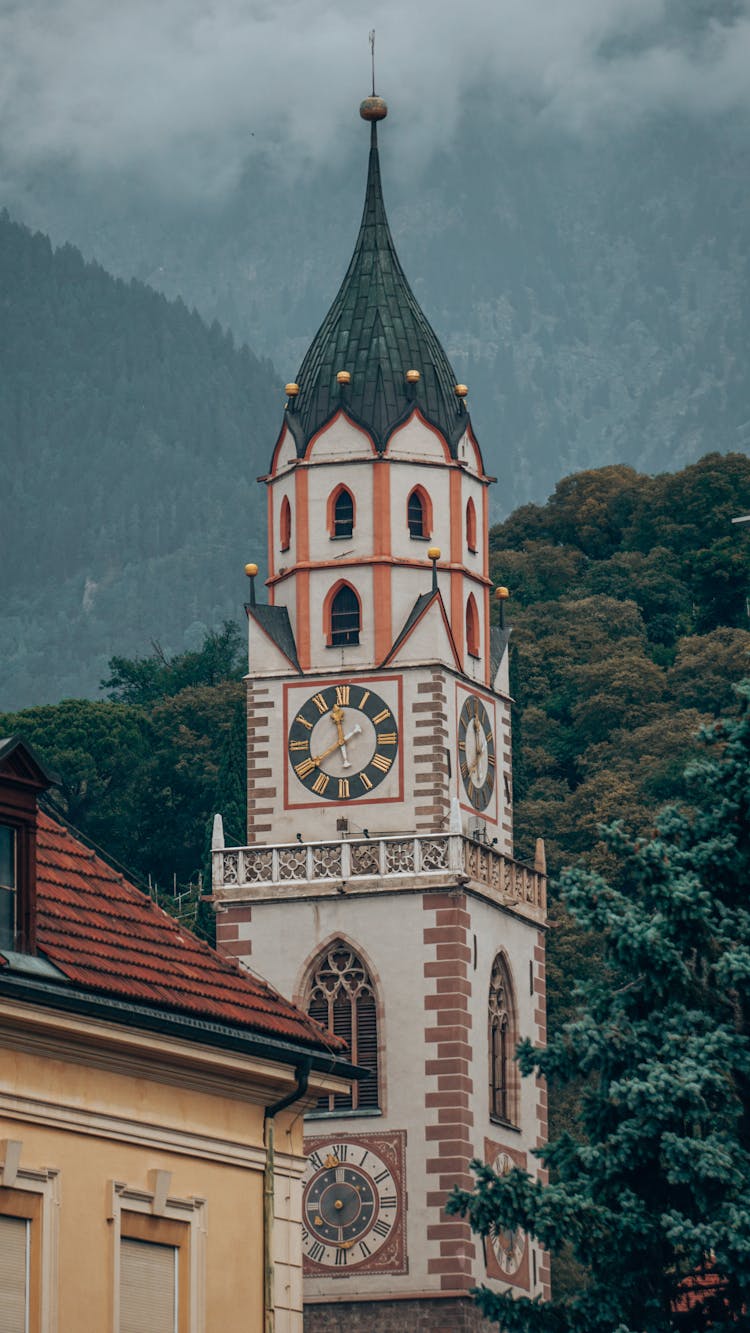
455, 384, 468, 398
495, 586, 509, 600
285, 382, 299, 398
405, 369, 420, 384
360, 95, 388, 122
427, 547, 441, 562
336, 370, 352, 385
245, 563, 259, 578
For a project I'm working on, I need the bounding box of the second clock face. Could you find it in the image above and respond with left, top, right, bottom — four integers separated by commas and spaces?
488, 1151, 526, 1277
288, 683, 399, 801
458, 694, 496, 811
302, 1141, 399, 1270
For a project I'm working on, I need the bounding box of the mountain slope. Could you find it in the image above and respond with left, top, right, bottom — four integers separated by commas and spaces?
0, 212, 278, 710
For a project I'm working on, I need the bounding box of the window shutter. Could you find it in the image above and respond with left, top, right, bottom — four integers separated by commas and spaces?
120, 1238, 177, 1333
0, 1215, 29, 1333
355, 994, 379, 1109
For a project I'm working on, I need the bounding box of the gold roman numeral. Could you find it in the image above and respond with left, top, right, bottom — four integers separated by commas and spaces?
295, 758, 316, 778
312, 693, 328, 714
460, 760, 470, 779
377, 732, 397, 746
359, 772, 373, 791
372, 708, 390, 724
336, 685, 350, 705
371, 753, 391, 773
312, 773, 330, 795
359, 690, 371, 708
295, 713, 313, 730
338, 778, 350, 799
289, 739, 309, 751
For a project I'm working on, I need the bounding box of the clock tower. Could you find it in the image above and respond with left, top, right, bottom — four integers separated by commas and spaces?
213, 93, 549, 1332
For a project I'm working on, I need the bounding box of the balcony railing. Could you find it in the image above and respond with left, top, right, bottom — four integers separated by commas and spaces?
213, 832, 545, 921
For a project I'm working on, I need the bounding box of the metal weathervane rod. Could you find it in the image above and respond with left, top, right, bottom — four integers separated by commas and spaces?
369, 29, 376, 95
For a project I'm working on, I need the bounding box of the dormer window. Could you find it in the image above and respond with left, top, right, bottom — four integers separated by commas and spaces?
0, 823, 16, 950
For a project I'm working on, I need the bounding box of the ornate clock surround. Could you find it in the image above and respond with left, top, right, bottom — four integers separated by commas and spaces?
302, 1129, 407, 1278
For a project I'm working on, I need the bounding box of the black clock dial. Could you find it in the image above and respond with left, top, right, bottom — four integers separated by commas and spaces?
302, 1143, 399, 1269
288, 683, 398, 801
458, 694, 495, 811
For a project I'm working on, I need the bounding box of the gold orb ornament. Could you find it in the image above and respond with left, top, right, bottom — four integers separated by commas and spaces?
244, 563, 259, 578
495, 586, 509, 600
405, 369, 420, 383
285, 382, 299, 397
455, 384, 468, 398
336, 370, 352, 385
427, 547, 441, 562
360, 95, 388, 121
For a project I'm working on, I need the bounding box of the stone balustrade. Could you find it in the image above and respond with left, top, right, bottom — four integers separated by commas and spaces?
212, 833, 545, 921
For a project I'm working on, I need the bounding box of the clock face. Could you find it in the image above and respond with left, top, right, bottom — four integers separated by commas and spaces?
302, 1141, 399, 1271
458, 694, 495, 811
288, 683, 399, 801
488, 1151, 525, 1277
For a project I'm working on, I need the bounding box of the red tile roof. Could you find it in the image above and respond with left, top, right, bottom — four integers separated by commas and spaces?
9, 811, 347, 1057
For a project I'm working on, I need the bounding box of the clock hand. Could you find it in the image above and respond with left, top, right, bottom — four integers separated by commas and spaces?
334, 725, 362, 770
312, 724, 362, 768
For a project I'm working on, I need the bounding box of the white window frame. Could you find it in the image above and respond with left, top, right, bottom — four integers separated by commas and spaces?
109, 1174, 206, 1333
0, 1139, 60, 1333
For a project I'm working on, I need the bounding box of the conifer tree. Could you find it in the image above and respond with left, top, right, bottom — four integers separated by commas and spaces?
449, 686, 750, 1331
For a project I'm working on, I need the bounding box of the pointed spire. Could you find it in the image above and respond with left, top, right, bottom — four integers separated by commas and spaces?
283, 100, 470, 456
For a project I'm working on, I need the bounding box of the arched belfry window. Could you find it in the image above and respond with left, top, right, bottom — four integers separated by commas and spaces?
466, 593, 480, 657
328, 583, 361, 647
328, 485, 355, 539
489, 954, 518, 1125
307, 941, 380, 1112
466, 496, 477, 552
407, 486, 432, 540
280, 495, 292, 551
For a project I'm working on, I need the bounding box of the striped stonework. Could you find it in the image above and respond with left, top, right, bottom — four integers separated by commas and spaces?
413, 673, 451, 833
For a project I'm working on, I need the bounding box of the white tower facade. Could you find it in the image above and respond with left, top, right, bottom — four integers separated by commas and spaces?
213, 95, 548, 1333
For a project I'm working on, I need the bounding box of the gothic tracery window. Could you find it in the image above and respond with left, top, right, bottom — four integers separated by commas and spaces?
489, 953, 518, 1125
307, 941, 379, 1112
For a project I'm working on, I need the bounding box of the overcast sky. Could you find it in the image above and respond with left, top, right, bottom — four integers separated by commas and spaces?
2, 0, 750, 195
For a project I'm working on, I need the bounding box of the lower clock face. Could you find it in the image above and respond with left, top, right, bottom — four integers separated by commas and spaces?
488, 1151, 525, 1276
302, 1141, 399, 1270
288, 683, 399, 801
458, 694, 496, 811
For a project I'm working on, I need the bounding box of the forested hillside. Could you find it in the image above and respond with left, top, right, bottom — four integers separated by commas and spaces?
0, 212, 277, 710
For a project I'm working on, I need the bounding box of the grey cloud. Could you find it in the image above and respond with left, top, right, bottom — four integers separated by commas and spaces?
1, 0, 749, 194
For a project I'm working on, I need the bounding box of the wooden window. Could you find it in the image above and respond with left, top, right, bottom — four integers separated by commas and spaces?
466, 496, 477, 552
489, 954, 518, 1125
307, 941, 379, 1112
0, 822, 17, 950
466, 593, 480, 658
407, 486, 432, 540
329, 584, 361, 647
279, 495, 292, 552
327, 486, 356, 539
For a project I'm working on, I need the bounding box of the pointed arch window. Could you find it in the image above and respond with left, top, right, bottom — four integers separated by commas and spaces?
407, 486, 433, 540
279, 495, 292, 551
307, 941, 380, 1112
466, 496, 477, 552
328, 485, 356, 539
327, 582, 361, 647
466, 592, 480, 658
489, 954, 519, 1125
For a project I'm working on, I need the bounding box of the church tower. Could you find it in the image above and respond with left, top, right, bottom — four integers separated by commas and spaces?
213, 92, 549, 1332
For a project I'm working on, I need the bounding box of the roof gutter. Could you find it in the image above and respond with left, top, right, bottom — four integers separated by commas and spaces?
0, 969, 363, 1083
264, 1058, 312, 1333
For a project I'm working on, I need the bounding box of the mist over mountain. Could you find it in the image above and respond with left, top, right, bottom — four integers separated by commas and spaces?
6, 93, 750, 525
0, 212, 276, 710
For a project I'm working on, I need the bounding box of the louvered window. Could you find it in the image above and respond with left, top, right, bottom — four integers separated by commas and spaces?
407, 489, 425, 537
0, 1215, 29, 1333
308, 942, 379, 1112
329, 585, 361, 646
489, 954, 518, 1125
333, 489, 354, 538
120, 1238, 177, 1333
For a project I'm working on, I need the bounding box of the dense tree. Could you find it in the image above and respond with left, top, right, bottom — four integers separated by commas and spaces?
449, 687, 750, 1331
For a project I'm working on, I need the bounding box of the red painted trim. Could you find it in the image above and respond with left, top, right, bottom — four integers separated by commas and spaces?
295, 466, 309, 564
266, 483, 275, 582
466, 496, 477, 553
326, 483, 357, 538
373, 565, 393, 665
373, 459, 392, 662
279, 494, 292, 552
269, 420, 292, 478
465, 421, 487, 478
385, 407, 453, 463
466, 591, 480, 658
268, 555, 492, 587
294, 466, 311, 666
283, 674, 404, 812
304, 408, 378, 460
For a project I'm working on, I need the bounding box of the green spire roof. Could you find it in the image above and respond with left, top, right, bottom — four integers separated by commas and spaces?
285, 121, 470, 455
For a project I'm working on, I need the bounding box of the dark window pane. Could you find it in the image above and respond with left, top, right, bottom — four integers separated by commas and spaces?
0, 825, 15, 889
333, 490, 354, 538
330, 586, 360, 646
408, 491, 424, 538
0, 887, 15, 951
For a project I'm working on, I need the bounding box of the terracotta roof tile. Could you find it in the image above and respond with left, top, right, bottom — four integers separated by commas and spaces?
25, 812, 347, 1056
